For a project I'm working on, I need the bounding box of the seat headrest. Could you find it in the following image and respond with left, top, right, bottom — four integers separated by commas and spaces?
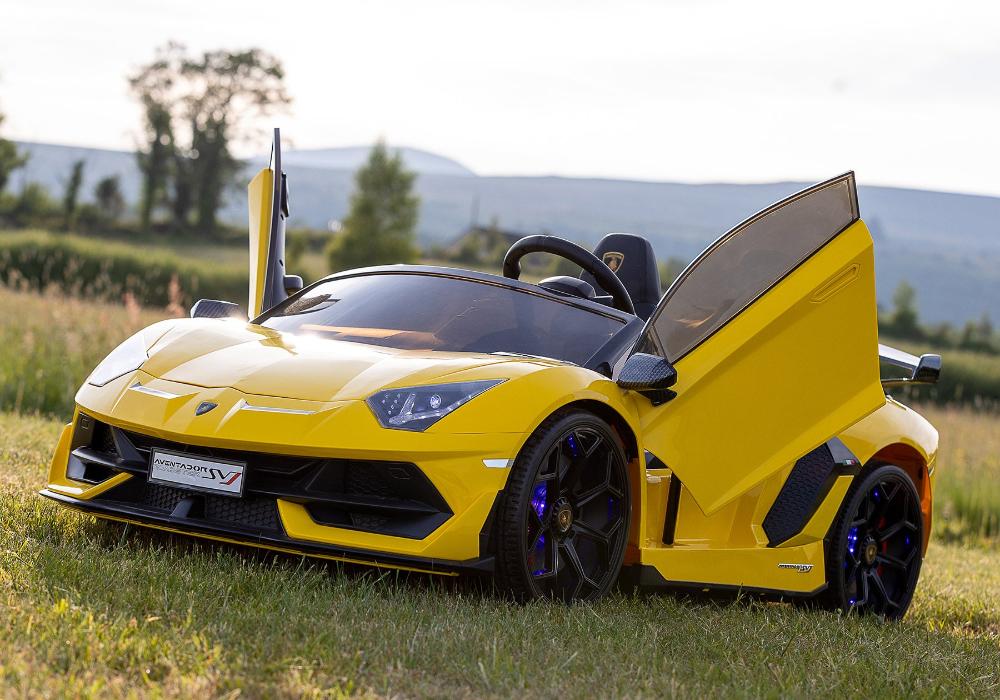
581, 232, 661, 320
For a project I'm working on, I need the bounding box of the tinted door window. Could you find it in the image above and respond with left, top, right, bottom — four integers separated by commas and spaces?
644, 174, 859, 361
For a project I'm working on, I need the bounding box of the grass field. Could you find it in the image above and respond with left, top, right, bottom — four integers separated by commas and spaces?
1, 411, 998, 698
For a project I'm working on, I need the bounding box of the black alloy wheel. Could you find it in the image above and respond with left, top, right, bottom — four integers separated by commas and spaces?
496, 410, 631, 603
826, 464, 923, 620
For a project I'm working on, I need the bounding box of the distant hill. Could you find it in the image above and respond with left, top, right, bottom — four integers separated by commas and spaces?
262, 146, 475, 177
10, 140, 1000, 324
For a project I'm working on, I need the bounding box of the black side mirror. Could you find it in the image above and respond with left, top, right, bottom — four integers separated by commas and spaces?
284, 274, 304, 295
913, 354, 941, 384
617, 353, 678, 405
191, 299, 243, 319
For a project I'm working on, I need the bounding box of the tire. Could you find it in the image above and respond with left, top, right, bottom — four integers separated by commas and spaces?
495, 409, 631, 603
824, 464, 924, 620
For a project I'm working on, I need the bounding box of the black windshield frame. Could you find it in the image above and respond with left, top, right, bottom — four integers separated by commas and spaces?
253, 265, 641, 370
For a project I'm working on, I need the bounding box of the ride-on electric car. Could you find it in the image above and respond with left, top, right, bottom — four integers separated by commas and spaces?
42, 130, 941, 618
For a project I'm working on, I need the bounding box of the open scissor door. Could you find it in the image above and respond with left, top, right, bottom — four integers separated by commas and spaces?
631, 173, 885, 515
247, 128, 291, 318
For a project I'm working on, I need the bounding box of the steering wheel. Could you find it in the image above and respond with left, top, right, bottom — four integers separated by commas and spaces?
502, 235, 635, 315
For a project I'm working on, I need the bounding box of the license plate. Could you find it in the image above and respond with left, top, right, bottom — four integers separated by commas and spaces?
148, 448, 246, 497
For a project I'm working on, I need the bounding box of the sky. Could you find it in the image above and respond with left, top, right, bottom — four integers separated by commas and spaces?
2, 0, 999, 196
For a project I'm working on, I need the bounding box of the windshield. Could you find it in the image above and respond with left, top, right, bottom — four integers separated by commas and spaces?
257, 273, 625, 365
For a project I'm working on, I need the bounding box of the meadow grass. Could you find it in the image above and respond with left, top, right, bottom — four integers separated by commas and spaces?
919, 405, 1000, 542
1, 413, 999, 698
0, 286, 166, 417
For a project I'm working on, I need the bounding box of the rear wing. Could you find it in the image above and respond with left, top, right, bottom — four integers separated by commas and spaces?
879, 344, 941, 389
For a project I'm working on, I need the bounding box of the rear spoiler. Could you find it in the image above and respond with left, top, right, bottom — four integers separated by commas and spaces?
879, 344, 941, 389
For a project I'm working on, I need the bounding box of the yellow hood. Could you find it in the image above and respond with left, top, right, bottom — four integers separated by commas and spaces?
140, 319, 530, 402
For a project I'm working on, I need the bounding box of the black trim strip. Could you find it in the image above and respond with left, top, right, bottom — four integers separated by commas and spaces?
661, 474, 682, 545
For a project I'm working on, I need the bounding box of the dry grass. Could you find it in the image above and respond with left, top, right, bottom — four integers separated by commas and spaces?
915, 405, 1000, 542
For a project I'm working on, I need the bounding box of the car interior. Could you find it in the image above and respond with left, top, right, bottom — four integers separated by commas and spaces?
537, 232, 663, 320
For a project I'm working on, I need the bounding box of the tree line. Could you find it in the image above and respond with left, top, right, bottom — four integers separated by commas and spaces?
881, 280, 998, 355
0, 120, 125, 232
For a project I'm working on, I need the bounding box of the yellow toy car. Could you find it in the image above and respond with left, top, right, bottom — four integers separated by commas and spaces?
42, 131, 940, 618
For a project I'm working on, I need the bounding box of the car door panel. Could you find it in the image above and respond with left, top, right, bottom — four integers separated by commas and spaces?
633, 175, 884, 515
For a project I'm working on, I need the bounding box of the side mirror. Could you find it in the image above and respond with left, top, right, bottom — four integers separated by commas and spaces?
912, 354, 941, 384
617, 353, 677, 405
191, 299, 243, 319
879, 343, 942, 389
284, 274, 304, 296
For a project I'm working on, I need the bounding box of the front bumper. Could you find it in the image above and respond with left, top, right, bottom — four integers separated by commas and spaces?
39, 488, 495, 576
43, 377, 523, 573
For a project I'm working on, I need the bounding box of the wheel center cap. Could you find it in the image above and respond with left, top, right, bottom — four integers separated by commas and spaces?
555, 503, 573, 533
862, 539, 878, 566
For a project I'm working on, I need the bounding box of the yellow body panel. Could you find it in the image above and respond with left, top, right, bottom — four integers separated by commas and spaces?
247, 167, 273, 318
636, 221, 885, 515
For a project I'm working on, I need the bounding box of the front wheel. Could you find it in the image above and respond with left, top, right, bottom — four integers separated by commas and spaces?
495, 410, 631, 603
825, 464, 924, 620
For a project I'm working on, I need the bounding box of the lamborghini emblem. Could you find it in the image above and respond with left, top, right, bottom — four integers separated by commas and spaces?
602, 251, 624, 272
195, 402, 218, 416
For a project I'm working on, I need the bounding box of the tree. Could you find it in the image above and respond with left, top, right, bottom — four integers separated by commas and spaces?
959, 313, 995, 353
658, 257, 688, 292
327, 141, 420, 271
180, 48, 289, 234
61, 159, 84, 230
129, 43, 290, 234
887, 280, 921, 340
94, 175, 126, 222
11, 182, 55, 227
0, 111, 28, 195
129, 43, 181, 231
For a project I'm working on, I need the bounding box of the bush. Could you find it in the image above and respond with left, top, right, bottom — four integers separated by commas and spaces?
0, 230, 246, 308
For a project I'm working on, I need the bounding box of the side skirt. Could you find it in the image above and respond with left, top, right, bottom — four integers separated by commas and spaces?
620, 563, 827, 600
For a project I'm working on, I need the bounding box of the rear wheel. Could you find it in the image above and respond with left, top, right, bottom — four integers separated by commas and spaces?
825, 464, 923, 620
495, 410, 631, 603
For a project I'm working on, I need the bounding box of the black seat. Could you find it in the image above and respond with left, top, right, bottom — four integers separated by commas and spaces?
581, 233, 662, 320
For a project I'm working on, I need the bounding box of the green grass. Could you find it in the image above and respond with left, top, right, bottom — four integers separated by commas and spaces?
1, 412, 999, 697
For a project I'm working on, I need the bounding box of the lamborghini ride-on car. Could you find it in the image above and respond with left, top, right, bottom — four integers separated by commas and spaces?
42, 129, 941, 619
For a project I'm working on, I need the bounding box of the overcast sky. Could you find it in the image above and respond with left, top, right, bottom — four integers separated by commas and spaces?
2, 0, 998, 195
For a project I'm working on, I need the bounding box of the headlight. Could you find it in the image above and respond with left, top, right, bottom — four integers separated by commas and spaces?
87, 331, 149, 387
366, 380, 504, 431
